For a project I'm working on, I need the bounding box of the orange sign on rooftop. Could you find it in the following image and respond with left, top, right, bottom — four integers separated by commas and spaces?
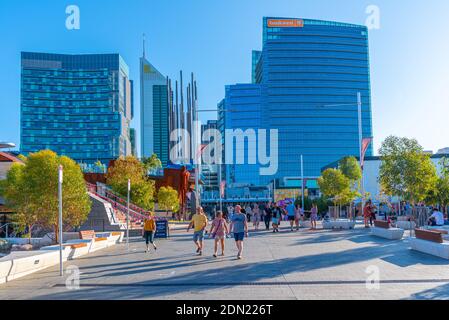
267, 19, 304, 28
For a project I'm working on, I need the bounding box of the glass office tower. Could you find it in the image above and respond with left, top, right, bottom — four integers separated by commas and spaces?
20, 52, 133, 165
140, 56, 169, 166
221, 17, 374, 186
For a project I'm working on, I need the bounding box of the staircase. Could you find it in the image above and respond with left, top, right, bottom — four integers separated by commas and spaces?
83, 183, 151, 232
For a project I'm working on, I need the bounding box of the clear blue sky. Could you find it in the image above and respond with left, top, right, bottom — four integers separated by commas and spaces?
1, 0, 448, 155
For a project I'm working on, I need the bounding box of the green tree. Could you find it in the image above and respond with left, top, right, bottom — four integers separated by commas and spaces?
339, 156, 362, 185
1, 163, 36, 243
427, 157, 449, 212
157, 186, 179, 215
318, 168, 352, 206
379, 136, 438, 204
2, 150, 91, 243
94, 160, 106, 173
142, 154, 162, 172
106, 156, 155, 210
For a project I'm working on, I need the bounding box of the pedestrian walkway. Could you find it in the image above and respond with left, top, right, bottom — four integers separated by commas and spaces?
1, 225, 449, 300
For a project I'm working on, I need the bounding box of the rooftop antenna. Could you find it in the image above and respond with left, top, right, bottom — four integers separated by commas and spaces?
142, 33, 146, 58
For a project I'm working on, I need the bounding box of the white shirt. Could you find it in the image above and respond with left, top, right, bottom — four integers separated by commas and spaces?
431, 211, 445, 226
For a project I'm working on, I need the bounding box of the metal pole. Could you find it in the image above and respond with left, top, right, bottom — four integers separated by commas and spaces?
194, 108, 200, 209
301, 155, 305, 212
218, 164, 223, 212
357, 92, 365, 211
127, 179, 130, 250
58, 165, 63, 277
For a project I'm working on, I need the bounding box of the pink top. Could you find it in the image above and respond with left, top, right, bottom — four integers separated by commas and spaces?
212, 218, 226, 237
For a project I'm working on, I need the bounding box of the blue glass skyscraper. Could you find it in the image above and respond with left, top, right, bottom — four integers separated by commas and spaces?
220, 17, 374, 186
20, 52, 134, 165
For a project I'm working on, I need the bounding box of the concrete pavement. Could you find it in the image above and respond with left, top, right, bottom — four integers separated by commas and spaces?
1, 223, 449, 300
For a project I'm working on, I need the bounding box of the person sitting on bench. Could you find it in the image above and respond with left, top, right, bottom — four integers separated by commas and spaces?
428, 208, 445, 227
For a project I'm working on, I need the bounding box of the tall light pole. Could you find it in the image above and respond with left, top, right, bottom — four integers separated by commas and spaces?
301, 155, 305, 212
218, 163, 223, 213
357, 92, 365, 212
126, 179, 130, 251
319, 92, 365, 209
58, 165, 63, 277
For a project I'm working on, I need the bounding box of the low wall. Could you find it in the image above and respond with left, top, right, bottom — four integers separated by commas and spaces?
0, 231, 124, 284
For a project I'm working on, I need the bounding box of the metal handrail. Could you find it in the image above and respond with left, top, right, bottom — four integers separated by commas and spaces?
0, 222, 18, 238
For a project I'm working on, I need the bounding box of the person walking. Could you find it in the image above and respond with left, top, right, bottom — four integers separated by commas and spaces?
143, 214, 157, 253
252, 203, 261, 231
272, 203, 282, 233
187, 207, 208, 256
286, 201, 296, 231
310, 204, 318, 230
245, 204, 253, 222
230, 205, 248, 259
294, 204, 303, 231
263, 203, 273, 230
364, 200, 374, 228
209, 211, 229, 257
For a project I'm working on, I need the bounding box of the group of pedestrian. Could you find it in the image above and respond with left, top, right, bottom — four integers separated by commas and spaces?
188, 205, 249, 259
363, 200, 377, 228
261, 201, 319, 232
142, 201, 321, 258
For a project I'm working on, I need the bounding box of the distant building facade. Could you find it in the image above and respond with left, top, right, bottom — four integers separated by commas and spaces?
140, 55, 169, 166
20, 52, 133, 164
220, 17, 374, 186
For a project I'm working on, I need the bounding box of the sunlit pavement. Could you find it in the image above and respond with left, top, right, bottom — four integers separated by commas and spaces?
1, 223, 449, 300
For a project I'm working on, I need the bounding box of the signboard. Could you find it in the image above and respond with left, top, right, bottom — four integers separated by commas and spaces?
155, 220, 169, 239
274, 188, 308, 203
267, 19, 304, 28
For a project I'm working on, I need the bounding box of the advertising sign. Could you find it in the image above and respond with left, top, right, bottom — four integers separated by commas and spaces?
267, 19, 304, 28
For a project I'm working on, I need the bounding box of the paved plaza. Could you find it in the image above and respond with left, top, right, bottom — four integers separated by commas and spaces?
2, 224, 449, 300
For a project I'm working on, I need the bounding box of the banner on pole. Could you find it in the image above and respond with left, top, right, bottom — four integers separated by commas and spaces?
361, 137, 373, 169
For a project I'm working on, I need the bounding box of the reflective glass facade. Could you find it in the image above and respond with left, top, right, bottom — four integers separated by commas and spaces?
140, 57, 169, 166
221, 17, 374, 186
20, 52, 133, 164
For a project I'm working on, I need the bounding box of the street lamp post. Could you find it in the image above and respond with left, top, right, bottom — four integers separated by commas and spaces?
126, 179, 130, 251
58, 165, 63, 277
301, 155, 305, 212
320, 92, 365, 210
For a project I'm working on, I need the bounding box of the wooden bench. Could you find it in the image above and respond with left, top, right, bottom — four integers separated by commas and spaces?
411, 229, 449, 259
94, 237, 108, 242
415, 229, 443, 243
374, 220, 390, 229
372, 220, 404, 240
79, 230, 96, 240
111, 232, 122, 236
69, 243, 88, 249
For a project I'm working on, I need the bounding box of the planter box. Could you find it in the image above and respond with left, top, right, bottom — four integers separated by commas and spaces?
372, 227, 404, 240
396, 221, 416, 230
323, 220, 356, 230
411, 238, 449, 259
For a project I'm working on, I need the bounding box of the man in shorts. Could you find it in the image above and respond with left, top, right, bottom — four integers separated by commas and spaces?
187, 207, 208, 256
286, 201, 296, 231
230, 205, 248, 259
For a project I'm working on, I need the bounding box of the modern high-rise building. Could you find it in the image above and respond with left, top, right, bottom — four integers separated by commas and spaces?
220, 17, 374, 186
140, 50, 169, 166
20, 52, 134, 165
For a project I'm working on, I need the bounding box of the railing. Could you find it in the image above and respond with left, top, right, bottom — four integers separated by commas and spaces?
0, 223, 17, 238
86, 182, 167, 226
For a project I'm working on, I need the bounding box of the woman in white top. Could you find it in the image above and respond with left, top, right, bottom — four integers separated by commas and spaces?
252, 204, 261, 231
